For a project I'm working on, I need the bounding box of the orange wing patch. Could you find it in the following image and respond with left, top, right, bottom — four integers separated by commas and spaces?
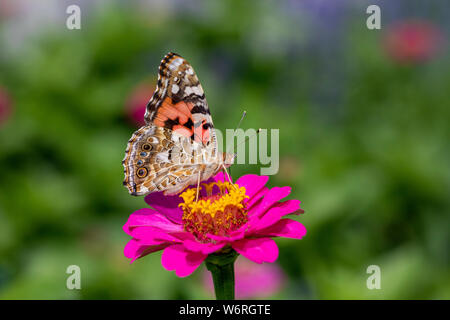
193, 119, 211, 145
153, 97, 196, 138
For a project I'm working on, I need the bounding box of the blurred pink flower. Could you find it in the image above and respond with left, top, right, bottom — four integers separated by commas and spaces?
0, 0, 20, 19
0, 86, 12, 124
383, 20, 444, 64
122, 173, 306, 277
125, 79, 155, 127
203, 256, 285, 299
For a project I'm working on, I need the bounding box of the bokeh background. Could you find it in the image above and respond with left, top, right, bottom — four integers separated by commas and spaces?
0, 0, 449, 299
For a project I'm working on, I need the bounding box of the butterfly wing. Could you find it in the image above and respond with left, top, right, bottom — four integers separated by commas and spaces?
123, 52, 221, 196
145, 52, 216, 148
123, 125, 207, 196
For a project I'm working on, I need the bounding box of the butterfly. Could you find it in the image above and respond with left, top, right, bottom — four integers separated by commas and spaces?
123, 52, 235, 196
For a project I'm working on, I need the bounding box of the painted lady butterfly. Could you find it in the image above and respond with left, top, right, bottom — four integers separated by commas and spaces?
122, 52, 235, 196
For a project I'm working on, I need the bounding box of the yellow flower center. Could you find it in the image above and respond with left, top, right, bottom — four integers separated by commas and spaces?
179, 181, 249, 242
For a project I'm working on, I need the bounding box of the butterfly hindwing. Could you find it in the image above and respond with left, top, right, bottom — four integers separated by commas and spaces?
122, 125, 210, 196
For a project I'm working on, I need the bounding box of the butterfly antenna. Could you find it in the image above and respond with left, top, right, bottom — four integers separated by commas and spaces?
226, 111, 247, 154
235, 110, 247, 132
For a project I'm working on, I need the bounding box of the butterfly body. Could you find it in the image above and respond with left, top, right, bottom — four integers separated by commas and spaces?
123, 52, 234, 196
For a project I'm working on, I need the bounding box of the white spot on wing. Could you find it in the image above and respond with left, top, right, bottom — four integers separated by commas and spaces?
157, 153, 169, 162
184, 86, 193, 95
168, 58, 183, 71
193, 86, 202, 95
161, 78, 169, 97
183, 85, 202, 96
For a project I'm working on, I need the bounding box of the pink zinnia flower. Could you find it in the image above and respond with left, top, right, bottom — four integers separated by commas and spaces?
383, 19, 444, 64
123, 173, 306, 277
203, 256, 285, 299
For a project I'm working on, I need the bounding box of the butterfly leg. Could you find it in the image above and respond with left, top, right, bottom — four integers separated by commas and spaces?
222, 164, 237, 190
195, 171, 201, 202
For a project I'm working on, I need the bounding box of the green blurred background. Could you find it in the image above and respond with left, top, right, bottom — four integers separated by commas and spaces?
0, 0, 449, 299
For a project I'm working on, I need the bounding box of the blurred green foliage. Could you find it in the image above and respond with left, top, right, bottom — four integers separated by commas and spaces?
0, 1, 449, 299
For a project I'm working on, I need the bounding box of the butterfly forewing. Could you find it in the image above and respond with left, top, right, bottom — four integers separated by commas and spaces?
145, 52, 216, 147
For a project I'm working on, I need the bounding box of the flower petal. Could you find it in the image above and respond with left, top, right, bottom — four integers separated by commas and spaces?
124, 238, 141, 260
129, 226, 181, 243
161, 245, 207, 277
123, 208, 183, 235
250, 199, 303, 231
182, 239, 226, 254
248, 186, 291, 219
236, 174, 268, 199
254, 219, 307, 239
274, 199, 304, 215
206, 230, 246, 242
124, 239, 171, 262
231, 238, 279, 264
213, 171, 227, 183
250, 207, 284, 231
247, 187, 269, 209
145, 192, 183, 224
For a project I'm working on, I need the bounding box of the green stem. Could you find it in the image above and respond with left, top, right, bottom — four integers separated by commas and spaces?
205, 249, 238, 300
